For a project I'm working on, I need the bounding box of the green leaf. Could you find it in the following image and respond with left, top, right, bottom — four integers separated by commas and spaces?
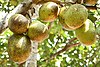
96, 25, 100, 35
79, 46, 84, 50
96, 61, 100, 67
49, 21, 62, 34
68, 31, 74, 36
96, 22, 100, 24
60, 30, 67, 38
10, 0, 18, 6
88, 14, 97, 22
92, 44, 96, 48
0, 0, 4, 3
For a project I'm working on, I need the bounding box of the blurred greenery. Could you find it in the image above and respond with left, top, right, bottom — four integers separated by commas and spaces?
0, 0, 100, 67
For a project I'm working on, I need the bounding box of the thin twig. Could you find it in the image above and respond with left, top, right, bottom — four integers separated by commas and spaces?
50, 43, 80, 59
86, 6, 97, 10
68, 37, 77, 43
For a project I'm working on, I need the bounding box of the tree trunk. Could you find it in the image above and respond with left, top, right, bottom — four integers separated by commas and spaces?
25, 41, 38, 67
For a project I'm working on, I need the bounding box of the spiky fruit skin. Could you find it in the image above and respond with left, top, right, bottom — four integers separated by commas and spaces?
8, 14, 29, 34
75, 19, 96, 45
28, 20, 49, 42
8, 34, 31, 64
39, 2, 59, 22
63, 4, 88, 29
59, 6, 75, 31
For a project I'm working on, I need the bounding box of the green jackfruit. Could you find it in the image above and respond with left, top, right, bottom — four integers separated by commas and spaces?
59, 6, 75, 31
75, 19, 96, 45
8, 14, 29, 34
28, 20, 49, 42
63, 4, 88, 29
39, 2, 59, 22
8, 34, 31, 64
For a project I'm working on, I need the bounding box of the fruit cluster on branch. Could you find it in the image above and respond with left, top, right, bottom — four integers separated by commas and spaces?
2, 0, 98, 64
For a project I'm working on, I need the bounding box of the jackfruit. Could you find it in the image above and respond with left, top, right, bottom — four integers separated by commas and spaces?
28, 20, 49, 42
59, 6, 75, 30
63, 4, 88, 29
39, 2, 59, 22
8, 34, 31, 64
8, 14, 29, 34
75, 19, 96, 45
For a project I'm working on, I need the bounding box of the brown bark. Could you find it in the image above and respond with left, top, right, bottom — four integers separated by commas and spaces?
25, 41, 38, 67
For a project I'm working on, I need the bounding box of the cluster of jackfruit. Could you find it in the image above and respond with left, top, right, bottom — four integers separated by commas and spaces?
8, 13, 49, 63
58, 4, 96, 46
39, 2, 96, 46
7, 1, 97, 64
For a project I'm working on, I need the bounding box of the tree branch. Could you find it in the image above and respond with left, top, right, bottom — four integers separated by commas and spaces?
50, 43, 80, 59
25, 41, 38, 67
86, 6, 97, 10
32, 0, 76, 4
43, 38, 80, 62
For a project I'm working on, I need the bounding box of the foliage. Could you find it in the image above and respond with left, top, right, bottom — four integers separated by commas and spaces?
0, 0, 100, 67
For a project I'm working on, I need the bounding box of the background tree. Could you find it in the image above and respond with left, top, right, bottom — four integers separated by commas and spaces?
0, 0, 100, 67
